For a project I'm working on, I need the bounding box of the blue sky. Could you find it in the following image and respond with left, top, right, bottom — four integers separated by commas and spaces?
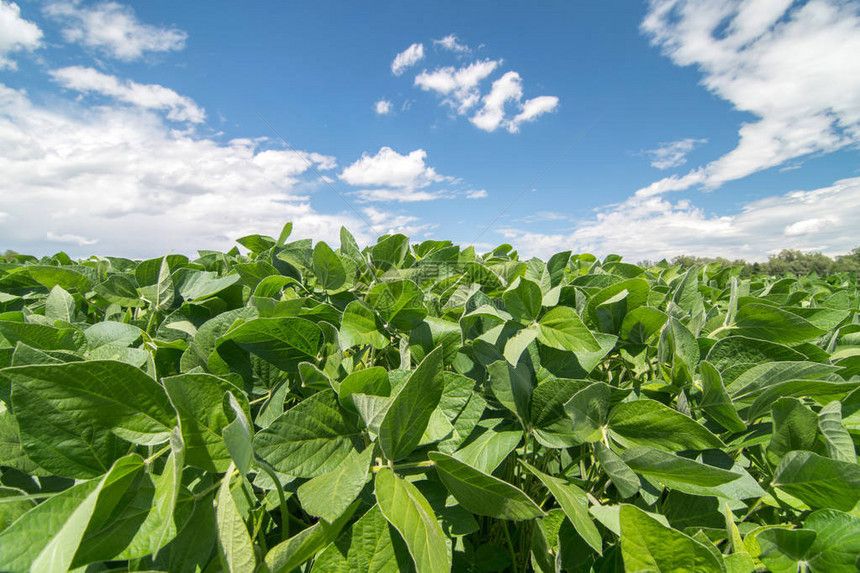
1, 0, 859, 261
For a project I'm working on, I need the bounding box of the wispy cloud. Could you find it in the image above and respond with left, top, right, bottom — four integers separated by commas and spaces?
644, 138, 707, 170
50, 66, 205, 123
44, 1, 187, 61
433, 34, 470, 53
0, 1, 42, 70
391, 43, 424, 76
637, 0, 860, 195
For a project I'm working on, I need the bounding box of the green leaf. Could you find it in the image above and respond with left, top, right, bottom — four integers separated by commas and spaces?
164, 372, 237, 472
219, 317, 322, 372
817, 401, 855, 463
374, 468, 451, 573
729, 303, 827, 345
313, 241, 346, 291
338, 367, 390, 412
699, 361, 746, 433
262, 500, 359, 573
621, 447, 743, 492
452, 424, 521, 473
521, 460, 602, 553
7, 360, 175, 445
487, 359, 533, 426
594, 442, 640, 498
216, 464, 256, 573
340, 300, 389, 349
805, 509, 860, 573
620, 306, 668, 344
503, 277, 542, 323
772, 451, 860, 511
366, 280, 427, 331
254, 390, 361, 478
766, 397, 818, 466
297, 446, 373, 522
530, 378, 590, 448
429, 452, 545, 520
223, 392, 254, 475
536, 306, 601, 352
608, 399, 725, 452
44, 285, 75, 323
0, 321, 85, 352
379, 346, 445, 461
564, 382, 611, 443
151, 427, 186, 558
619, 504, 725, 573
756, 528, 816, 573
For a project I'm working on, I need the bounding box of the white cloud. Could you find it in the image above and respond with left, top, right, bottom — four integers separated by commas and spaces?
644, 138, 707, 170
414, 59, 500, 113
0, 1, 42, 70
44, 1, 186, 61
465, 189, 488, 199
434, 34, 470, 53
362, 206, 436, 236
391, 43, 424, 76
339, 146, 447, 191
46, 231, 98, 246
495, 176, 860, 261
0, 82, 384, 258
374, 99, 392, 115
639, 0, 860, 194
50, 66, 205, 123
352, 189, 451, 203
509, 96, 559, 132
471, 71, 523, 132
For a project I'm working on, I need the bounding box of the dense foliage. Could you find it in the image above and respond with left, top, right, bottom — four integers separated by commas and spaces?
666, 247, 860, 277
0, 222, 858, 573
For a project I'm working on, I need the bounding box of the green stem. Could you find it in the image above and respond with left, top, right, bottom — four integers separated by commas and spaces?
502, 521, 518, 571
257, 459, 290, 541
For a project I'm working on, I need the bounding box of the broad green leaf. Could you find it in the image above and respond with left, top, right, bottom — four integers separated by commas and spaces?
619, 504, 725, 573
608, 399, 725, 452
219, 317, 322, 372
502, 325, 538, 365
594, 442, 640, 498
620, 306, 668, 344
805, 509, 860, 573
164, 372, 236, 472
340, 300, 389, 349
503, 277, 542, 323
452, 424, 521, 473
429, 452, 545, 520
729, 303, 827, 344
44, 286, 75, 323
409, 317, 462, 365
817, 401, 855, 463
521, 460, 602, 553
83, 321, 142, 350
766, 397, 818, 466
338, 367, 390, 411
312, 504, 414, 573
0, 321, 85, 352
487, 359, 533, 426
366, 280, 427, 331
7, 360, 175, 445
254, 390, 361, 478
223, 392, 254, 475
536, 306, 601, 352
216, 464, 256, 573
151, 427, 186, 558
771, 451, 860, 511
375, 468, 451, 573
530, 378, 590, 448
756, 528, 816, 573
564, 382, 611, 443
378, 347, 444, 461
622, 447, 743, 491
312, 241, 346, 291
297, 446, 373, 522
699, 361, 746, 433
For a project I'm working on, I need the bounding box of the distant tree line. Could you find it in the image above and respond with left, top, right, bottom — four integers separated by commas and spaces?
658, 247, 860, 276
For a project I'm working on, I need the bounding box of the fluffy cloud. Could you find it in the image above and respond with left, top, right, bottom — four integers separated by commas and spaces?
339, 146, 447, 192
497, 176, 860, 261
639, 0, 860, 194
391, 43, 424, 76
50, 66, 205, 123
434, 34, 470, 53
0, 1, 42, 70
470, 72, 559, 133
0, 83, 384, 258
44, 1, 187, 61
414, 59, 499, 113
374, 99, 392, 115
644, 138, 707, 170
362, 206, 436, 236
